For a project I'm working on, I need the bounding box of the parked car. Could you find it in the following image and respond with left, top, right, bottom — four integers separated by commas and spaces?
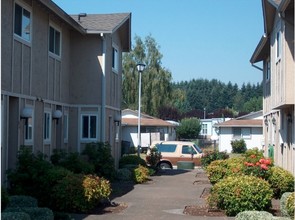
146, 141, 203, 169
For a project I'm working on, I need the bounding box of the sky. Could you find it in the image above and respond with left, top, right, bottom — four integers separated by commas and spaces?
52, 0, 264, 87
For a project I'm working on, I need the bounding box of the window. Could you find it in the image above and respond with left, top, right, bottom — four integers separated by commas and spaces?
49, 26, 61, 56
156, 144, 177, 152
266, 60, 270, 81
63, 114, 68, 142
233, 127, 251, 139
201, 124, 208, 135
81, 114, 97, 140
14, 3, 31, 42
276, 30, 281, 60
44, 112, 51, 142
25, 117, 33, 143
112, 45, 119, 72
182, 145, 196, 154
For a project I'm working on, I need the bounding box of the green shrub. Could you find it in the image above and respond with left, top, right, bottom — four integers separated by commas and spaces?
6, 148, 52, 197
201, 150, 229, 168
206, 160, 228, 184
206, 157, 244, 184
267, 166, 294, 199
82, 142, 116, 180
235, 211, 273, 220
231, 139, 247, 153
52, 173, 111, 213
1, 186, 9, 210
208, 175, 273, 216
116, 168, 132, 181
119, 155, 147, 168
285, 192, 294, 217
4, 207, 54, 220
50, 150, 94, 174
7, 195, 38, 208
1, 212, 31, 220
243, 148, 264, 159
133, 165, 149, 184
146, 147, 162, 167
280, 192, 294, 217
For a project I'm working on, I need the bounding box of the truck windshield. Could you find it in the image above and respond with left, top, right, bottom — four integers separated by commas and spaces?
194, 144, 203, 153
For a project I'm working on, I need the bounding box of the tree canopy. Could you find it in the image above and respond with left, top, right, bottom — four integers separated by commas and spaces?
122, 35, 262, 120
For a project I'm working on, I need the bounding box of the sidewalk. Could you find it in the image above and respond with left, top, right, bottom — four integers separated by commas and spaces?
72, 168, 235, 220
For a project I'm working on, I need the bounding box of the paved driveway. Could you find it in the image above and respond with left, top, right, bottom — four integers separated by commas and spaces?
72, 168, 234, 220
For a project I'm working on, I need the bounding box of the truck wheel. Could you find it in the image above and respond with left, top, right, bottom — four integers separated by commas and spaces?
159, 162, 172, 169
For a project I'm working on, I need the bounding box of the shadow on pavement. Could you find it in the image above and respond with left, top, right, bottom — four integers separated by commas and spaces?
154, 168, 191, 176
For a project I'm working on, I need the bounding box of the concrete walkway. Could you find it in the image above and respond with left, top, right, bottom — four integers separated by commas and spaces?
72, 168, 235, 220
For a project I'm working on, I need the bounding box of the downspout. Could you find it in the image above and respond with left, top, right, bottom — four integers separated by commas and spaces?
101, 33, 106, 142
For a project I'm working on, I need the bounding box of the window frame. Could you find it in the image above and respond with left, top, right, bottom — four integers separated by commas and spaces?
232, 127, 251, 140
24, 112, 34, 145
201, 123, 208, 135
43, 111, 52, 143
80, 113, 98, 141
63, 113, 68, 143
112, 44, 119, 73
14, 2, 32, 43
265, 59, 271, 82
48, 23, 62, 58
275, 27, 282, 63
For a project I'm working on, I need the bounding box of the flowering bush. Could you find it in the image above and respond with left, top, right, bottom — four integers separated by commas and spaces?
242, 148, 273, 179
208, 175, 273, 216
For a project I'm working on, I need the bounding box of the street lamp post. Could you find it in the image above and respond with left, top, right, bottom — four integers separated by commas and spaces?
136, 63, 146, 157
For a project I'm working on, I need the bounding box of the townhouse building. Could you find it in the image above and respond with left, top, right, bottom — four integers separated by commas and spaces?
1, 0, 131, 182
250, 0, 294, 175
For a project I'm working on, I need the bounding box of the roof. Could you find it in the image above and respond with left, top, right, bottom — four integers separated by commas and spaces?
40, 1, 131, 51
122, 118, 175, 127
71, 13, 130, 34
215, 119, 263, 128
250, 0, 293, 64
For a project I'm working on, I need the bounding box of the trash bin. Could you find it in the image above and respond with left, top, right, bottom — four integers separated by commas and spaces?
268, 144, 274, 160
177, 161, 194, 170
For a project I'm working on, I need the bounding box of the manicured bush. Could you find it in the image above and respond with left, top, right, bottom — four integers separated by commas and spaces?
231, 139, 247, 153
208, 175, 273, 216
133, 165, 149, 184
4, 207, 54, 220
285, 192, 294, 217
1, 212, 31, 220
206, 159, 227, 184
280, 192, 294, 217
1, 187, 9, 210
52, 173, 111, 213
82, 142, 116, 180
50, 150, 94, 174
235, 211, 273, 220
201, 150, 229, 168
7, 195, 38, 208
116, 168, 132, 181
119, 155, 147, 168
7, 148, 53, 196
146, 147, 162, 167
267, 166, 294, 199
206, 157, 244, 184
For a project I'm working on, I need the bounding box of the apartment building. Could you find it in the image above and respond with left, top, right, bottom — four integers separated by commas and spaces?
250, 0, 294, 175
1, 0, 131, 181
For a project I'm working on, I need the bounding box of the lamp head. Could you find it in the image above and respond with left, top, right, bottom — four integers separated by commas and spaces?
136, 63, 146, 72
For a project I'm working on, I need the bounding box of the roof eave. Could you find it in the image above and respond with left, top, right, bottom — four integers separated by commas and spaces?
250, 35, 270, 64
39, 0, 85, 34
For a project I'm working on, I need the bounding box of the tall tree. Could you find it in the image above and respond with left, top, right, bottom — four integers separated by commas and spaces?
122, 35, 172, 116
